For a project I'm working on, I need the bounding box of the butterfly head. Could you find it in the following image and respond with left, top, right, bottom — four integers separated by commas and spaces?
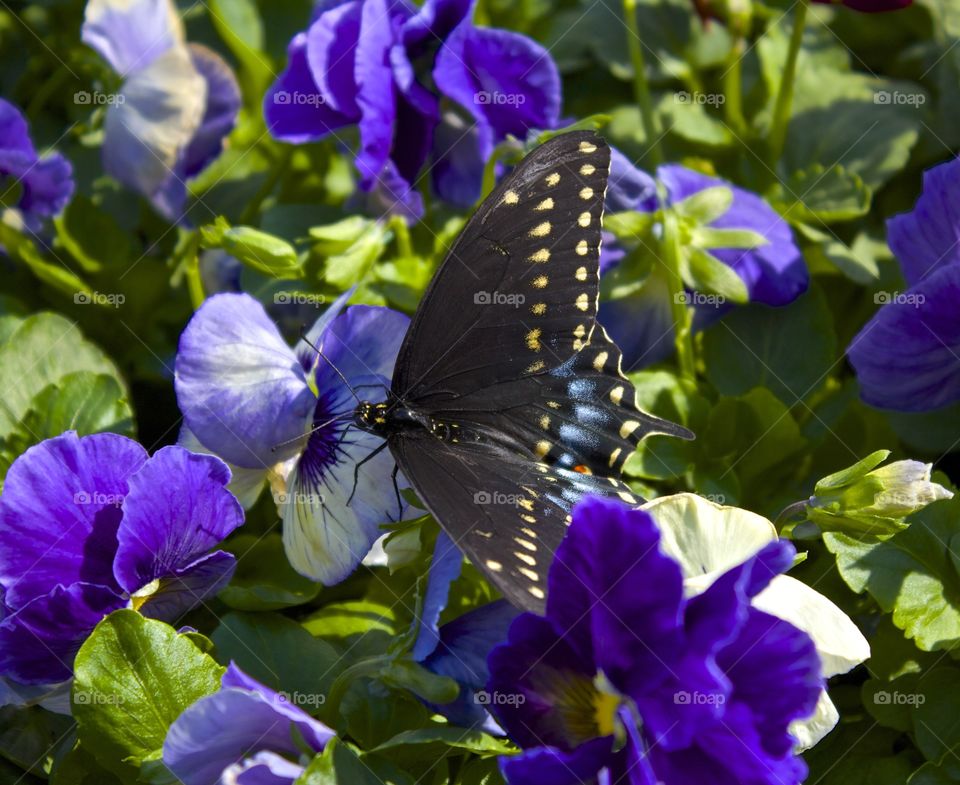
355, 401, 390, 434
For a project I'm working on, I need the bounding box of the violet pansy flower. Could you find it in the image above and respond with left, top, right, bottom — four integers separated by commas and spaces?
487, 496, 822, 785
81, 0, 240, 220
849, 156, 960, 412
163, 662, 335, 785
175, 292, 410, 585
264, 0, 561, 217
0, 98, 73, 232
0, 431, 243, 685
599, 151, 807, 369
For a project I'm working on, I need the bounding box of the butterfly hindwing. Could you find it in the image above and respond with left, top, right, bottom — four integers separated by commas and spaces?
392, 131, 611, 404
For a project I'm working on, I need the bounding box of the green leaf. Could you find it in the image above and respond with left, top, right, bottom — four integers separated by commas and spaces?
815, 450, 891, 493
603, 211, 656, 239
913, 668, 960, 762
210, 612, 342, 719
54, 196, 133, 273
303, 600, 400, 659
0, 223, 92, 299
72, 610, 224, 779
702, 286, 837, 405
319, 223, 389, 289
796, 223, 881, 284
381, 660, 459, 704
220, 226, 302, 276
680, 247, 749, 303
298, 738, 414, 785
691, 227, 768, 251
372, 725, 515, 767
673, 185, 733, 224
341, 680, 430, 750
825, 491, 960, 652
207, 0, 272, 98
771, 164, 872, 224
20, 372, 134, 442
659, 93, 733, 148
218, 534, 321, 611
0, 705, 73, 777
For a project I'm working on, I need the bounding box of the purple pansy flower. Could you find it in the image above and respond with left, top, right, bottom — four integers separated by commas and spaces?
599, 151, 807, 369
264, 0, 561, 217
487, 496, 822, 785
0, 98, 73, 232
0, 431, 243, 685
411, 531, 518, 728
164, 662, 335, 785
175, 292, 410, 585
849, 157, 960, 412
81, 0, 240, 221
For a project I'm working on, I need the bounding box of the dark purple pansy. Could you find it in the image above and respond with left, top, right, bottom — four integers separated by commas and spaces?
0, 98, 73, 231
849, 157, 960, 412
599, 151, 807, 369
81, 0, 240, 221
175, 292, 410, 585
0, 431, 243, 685
264, 0, 561, 217
487, 496, 822, 785
163, 663, 335, 785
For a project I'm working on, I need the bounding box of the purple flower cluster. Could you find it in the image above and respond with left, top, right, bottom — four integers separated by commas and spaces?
488, 497, 822, 785
0, 99, 73, 231
849, 157, 960, 412
0, 432, 243, 685
265, 0, 561, 217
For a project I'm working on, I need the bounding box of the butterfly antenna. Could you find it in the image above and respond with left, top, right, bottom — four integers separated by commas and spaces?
298, 327, 363, 404
270, 412, 355, 453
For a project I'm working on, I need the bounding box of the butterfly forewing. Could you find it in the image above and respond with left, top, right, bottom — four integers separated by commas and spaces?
392, 131, 611, 405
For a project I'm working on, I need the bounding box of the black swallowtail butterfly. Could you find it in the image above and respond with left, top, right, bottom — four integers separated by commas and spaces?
354, 130, 693, 613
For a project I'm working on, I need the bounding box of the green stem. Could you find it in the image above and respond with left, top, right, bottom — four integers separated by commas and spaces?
767, 0, 808, 170
239, 146, 293, 225
661, 205, 696, 379
623, 0, 663, 166
182, 233, 205, 310
389, 214, 413, 257
774, 499, 811, 535
326, 655, 393, 722
722, 37, 747, 135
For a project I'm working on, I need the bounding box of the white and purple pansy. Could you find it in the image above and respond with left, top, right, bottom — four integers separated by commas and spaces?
174, 291, 411, 585
80, 0, 240, 220
0, 431, 243, 685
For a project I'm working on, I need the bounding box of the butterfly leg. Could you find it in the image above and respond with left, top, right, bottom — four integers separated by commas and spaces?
390, 461, 403, 521
346, 440, 389, 507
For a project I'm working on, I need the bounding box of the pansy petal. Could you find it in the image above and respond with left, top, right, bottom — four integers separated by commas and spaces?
347, 157, 424, 220
175, 292, 316, 468
430, 110, 485, 208
306, 1, 362, 116
401, 0, 472, 47
178, 427, 266, 508
136, 550, 237, 622
848, 265, 960, 411
163, 665, 333, 785
499, 737, 614, 785
295, 288, 356, 373
887, 157, 960, 286
180, 44, 240, 178
0, 98, 35, 157
14, 154, 74, 220
790, 689, 840, 751
753, 575, 869, 679
264, 33, 356, 143
318, 304, 411, 394
597, 269, 677, 370
103, 45, 206, 206
0, 432, 147, 608
642, 493, 777, 582
82, 0, 183, 75
412, 530, 463, 661
113, 446, 243, 595
281, 424, 399, 584
0, 583, 124, 684
224, 750, 304, 785
606, 147, 658, 213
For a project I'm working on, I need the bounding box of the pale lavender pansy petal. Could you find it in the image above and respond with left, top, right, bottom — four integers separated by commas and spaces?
136, 550, 237, 622
181, 44, 241, 178
0, 431, 147, 608
113, 445, 243, 595
163, 664, 333, 785
606, 147, 657, 213
264, 33, 357, 143
175, 293, 316, 469
223, 750, 304, 785
306, 1, 362, 116
887, 157, 960, 286
412, 530, 462, 661
103, 46, 206, 207
0, 583, 124, 684
295, 287, 356, 373
317, 304, 410, 390
848, 264, 960, 411
81, 0, 183, 75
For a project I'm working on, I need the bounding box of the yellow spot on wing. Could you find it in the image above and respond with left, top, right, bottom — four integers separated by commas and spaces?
593, 351, 609, 371
546, 172, 560, 186
578, 212, 592, 227
539, 414, 551, 429
610, 385, 624, 405
574, 324, 587, 338
515, 538, 537, 551
526, 328, 542, 351
529, 586, 545, 599
546, 400, 560, 409
535, 440, 551, 458
535, 198, 554, 211
530, 221, 551, 238
618, 491, 637, 504
609, 448, 623, 467
575, 266, 588, 281
531, 302, 547, 315
580, 187, 594, 200
580, 164, 596, 176
576, 240, 589, 256
532, 275, 548, 288
575, 293, 590, 311
515, 551, 537, 566
580, 141, 598, 152
620, 420, 640, 438
529, 248, 550, 263
526, 360, 546, 373
518, 498, 534, 511
486, 560, 503, 572
503, 190, 519, 205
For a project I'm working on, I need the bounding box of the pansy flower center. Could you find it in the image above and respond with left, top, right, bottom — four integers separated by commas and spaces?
529, 667, 624, 748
